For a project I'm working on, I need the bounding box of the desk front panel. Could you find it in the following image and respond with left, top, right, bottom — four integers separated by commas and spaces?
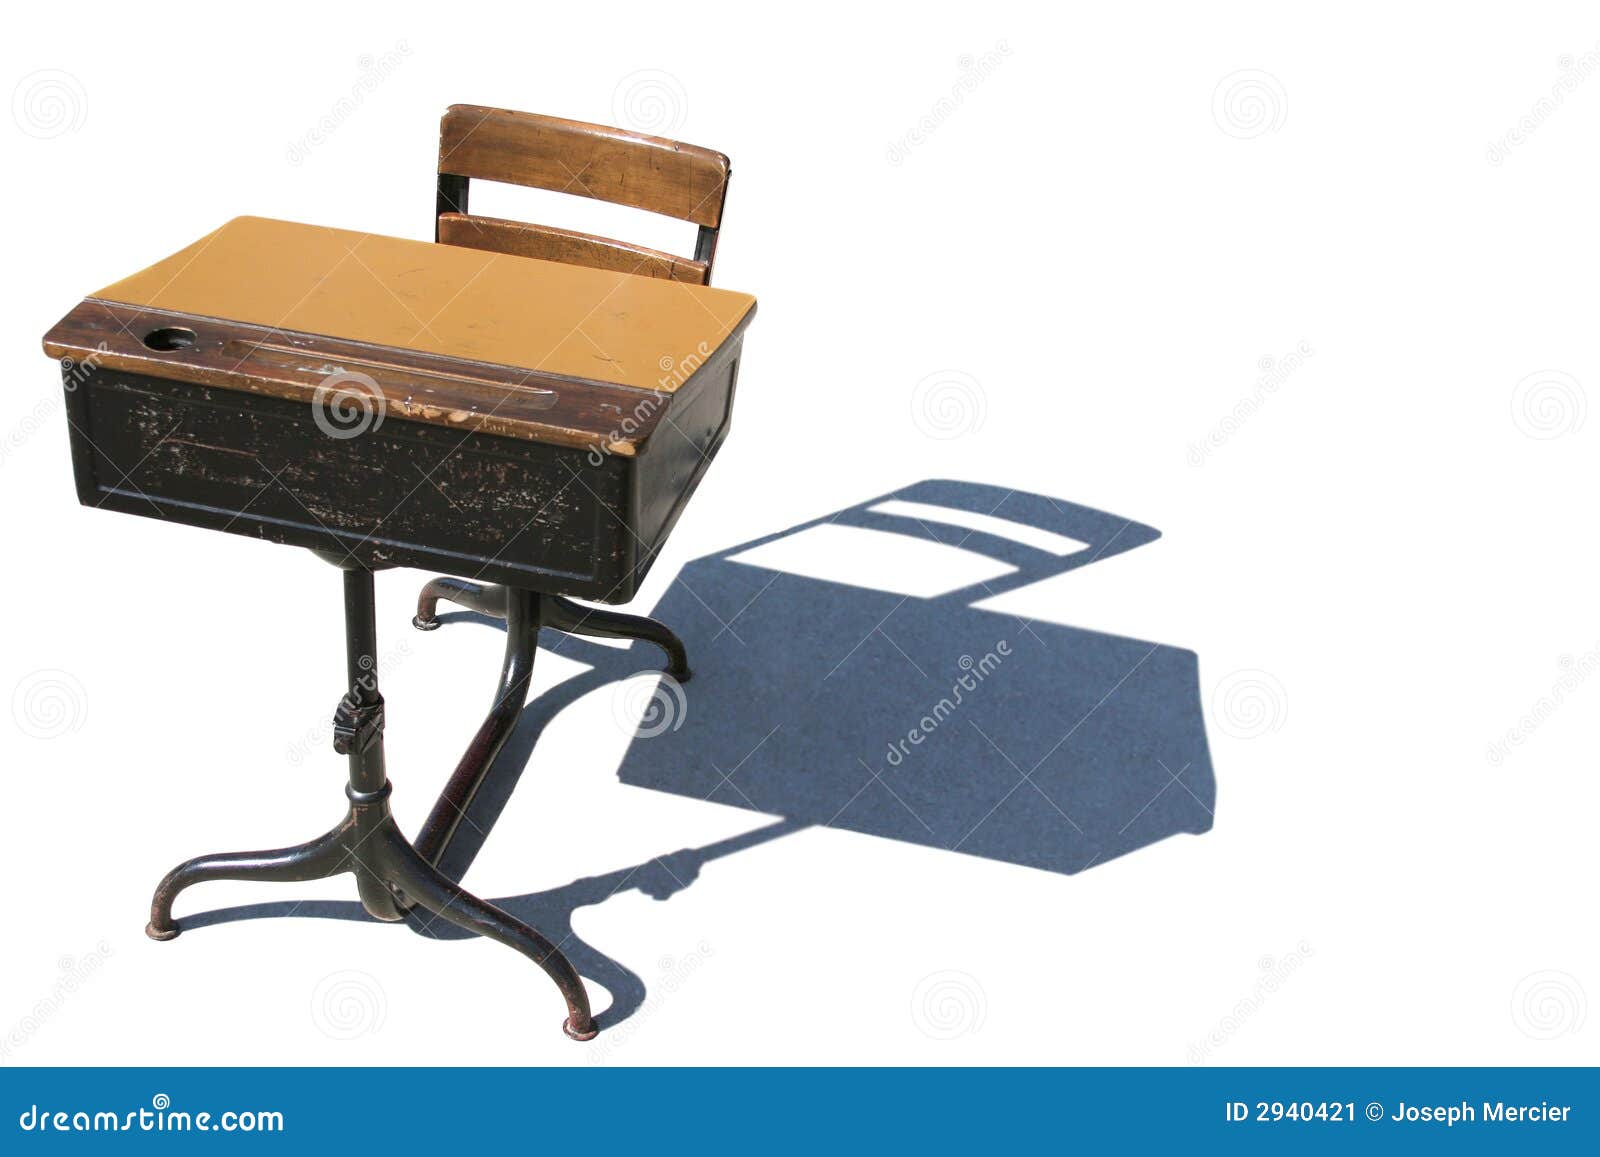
62, 349, 740, 600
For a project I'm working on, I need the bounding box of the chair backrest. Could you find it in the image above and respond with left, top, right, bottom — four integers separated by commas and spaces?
435, 105, 731, 285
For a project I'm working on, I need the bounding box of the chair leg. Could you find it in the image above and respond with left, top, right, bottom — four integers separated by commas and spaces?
542, 594, 691, 681
145, 820, 356, 941
380, 827, 597, 1040
413, 577, 507, 630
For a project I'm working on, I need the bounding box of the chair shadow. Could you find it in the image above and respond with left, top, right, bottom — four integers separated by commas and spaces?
181, 480, 1215, 1032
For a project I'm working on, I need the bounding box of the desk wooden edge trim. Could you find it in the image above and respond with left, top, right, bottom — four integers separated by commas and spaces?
43, 299, 754, 453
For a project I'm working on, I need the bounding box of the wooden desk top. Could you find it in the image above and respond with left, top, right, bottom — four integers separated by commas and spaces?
44, 216, 757, 449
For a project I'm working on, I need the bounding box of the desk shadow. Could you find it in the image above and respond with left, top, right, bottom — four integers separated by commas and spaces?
182, 480, 1214, 1031
610, 480, 1215, 874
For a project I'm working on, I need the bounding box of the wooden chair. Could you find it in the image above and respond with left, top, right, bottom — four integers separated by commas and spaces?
411, 106, 737, 746
434, 104, 731, 285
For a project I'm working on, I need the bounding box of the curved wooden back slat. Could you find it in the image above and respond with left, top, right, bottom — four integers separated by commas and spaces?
437, 213, 710, 284
439, 105, 730, 226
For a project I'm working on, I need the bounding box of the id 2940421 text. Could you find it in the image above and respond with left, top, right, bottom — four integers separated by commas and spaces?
1224, 1101, 1573, 1127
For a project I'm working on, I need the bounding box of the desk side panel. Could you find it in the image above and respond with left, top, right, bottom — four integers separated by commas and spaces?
64, 368, 641, 599
632, 337, 743, 576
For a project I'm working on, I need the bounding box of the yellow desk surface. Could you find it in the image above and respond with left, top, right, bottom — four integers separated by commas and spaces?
92, 216, 757, 393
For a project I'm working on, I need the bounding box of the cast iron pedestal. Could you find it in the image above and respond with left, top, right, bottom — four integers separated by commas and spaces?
143, 564, 688, 1041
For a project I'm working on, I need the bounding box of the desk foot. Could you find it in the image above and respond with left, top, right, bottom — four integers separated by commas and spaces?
412, 578, 690, 679
143, 787, 595, 1039
143, 567, 597, 1040
379, 831, 595, 1038
542, 595, 691, 682
146, 821, 354, 940
414, 577, 507, 628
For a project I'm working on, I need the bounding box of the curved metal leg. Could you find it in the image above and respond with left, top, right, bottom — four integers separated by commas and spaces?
542, 594, 691, 681
145, 565, 600, 1039
411, 587, 538, 867
413, 578, 507, 630
379, 827, 597, 1040
146, 820, 353, 941
413, 579, 690, 682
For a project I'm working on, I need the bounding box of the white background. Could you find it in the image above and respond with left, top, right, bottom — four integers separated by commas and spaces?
1, 1, 1596, 1066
